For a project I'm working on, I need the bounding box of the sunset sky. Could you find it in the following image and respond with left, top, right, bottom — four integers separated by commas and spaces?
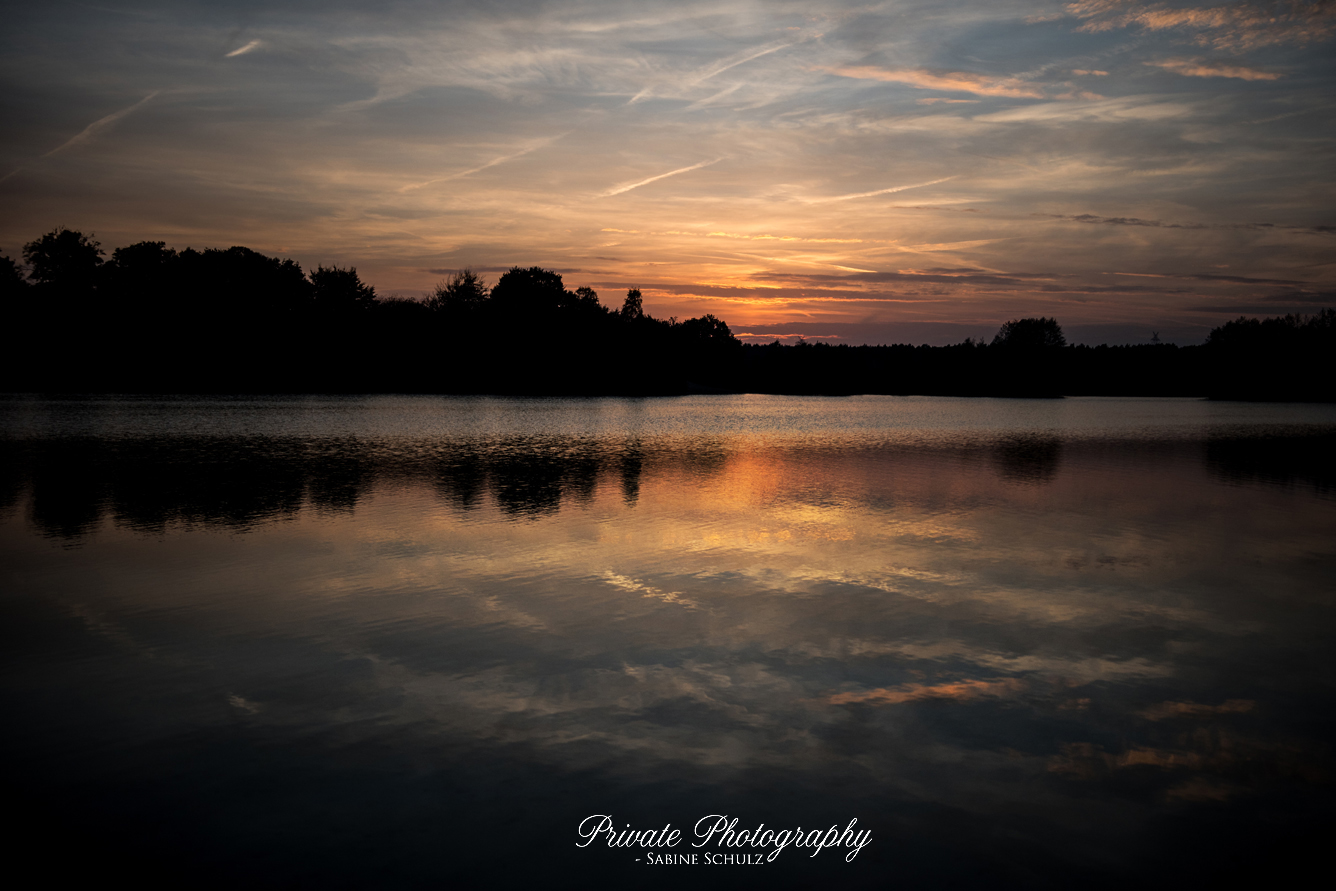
1, 0, 1333, 344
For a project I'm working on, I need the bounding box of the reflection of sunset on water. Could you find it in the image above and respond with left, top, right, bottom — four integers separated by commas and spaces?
2, 394, 1333, 885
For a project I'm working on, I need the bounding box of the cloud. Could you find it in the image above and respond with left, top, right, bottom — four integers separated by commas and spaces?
806, 176, 959, 203
400, 136, 564, 191
706, 231, 865, 243
626, 86, 654, 105
1146, 57, 1280, 80
828, 678, 1024, 706
1036, 213, 1335, 235
1114, 271, 1305, 285
1066, 0, 1336, 51
647, 268, 1066, 295
601, 571, 698, 609
734, 332, 844, 341
628, 36, 803, 105
693, 40, 795, 84
975, 95, 1194, 122
683, 83, 747, 112
1189, 292, 1336, 313
1049, 741, 1205, 777
228, 693, 261, 714
225, 40, 262, 58
1140, 699, 1255, 720
42, 91, 159, 157
829, 65, 1046, 98
600, 158, 721, 197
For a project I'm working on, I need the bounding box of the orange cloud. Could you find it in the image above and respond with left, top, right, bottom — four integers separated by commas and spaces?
1139, 698, 1255, 720
1146, 58, 1280, 80
1048, 741, 1204, 777
827, 677, 1024, 705
1067, 0, 1336, 51
1166, 777, 1237, 801
829, 65, 1046, 98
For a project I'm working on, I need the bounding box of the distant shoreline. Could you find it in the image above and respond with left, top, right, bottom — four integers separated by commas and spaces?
5, 230, 1332, 402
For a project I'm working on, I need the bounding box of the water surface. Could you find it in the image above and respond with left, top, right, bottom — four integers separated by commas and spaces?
2, 395, 1334, 888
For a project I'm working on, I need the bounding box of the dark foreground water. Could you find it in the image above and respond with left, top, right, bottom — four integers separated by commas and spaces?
2, 395, 1334, 889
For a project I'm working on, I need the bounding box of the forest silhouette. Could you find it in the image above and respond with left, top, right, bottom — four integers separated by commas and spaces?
2, 228, 1332, 400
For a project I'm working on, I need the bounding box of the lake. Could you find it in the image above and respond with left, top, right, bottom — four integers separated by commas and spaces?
2, 395, 1334, 888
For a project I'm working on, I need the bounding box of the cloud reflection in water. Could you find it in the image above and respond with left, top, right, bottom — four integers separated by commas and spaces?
1, 395, 1333, 886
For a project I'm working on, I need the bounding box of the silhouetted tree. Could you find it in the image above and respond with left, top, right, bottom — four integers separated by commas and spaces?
677, 313, 735, 345
1206, 308, 1336, 400
374, 295, 432, 324
110, 240, 177, 271
621, 288, 644, 320
574, 286, 601, 310
310, 264, 376, 313
992, 317, 1066, 349
180, 246, 310, 319
0, 253, 27, 301
428, 268, 489, 313
97, 240, 183, 350
489, 266, 568, 316
103, 241, 179, 308
23, 228, 102, 291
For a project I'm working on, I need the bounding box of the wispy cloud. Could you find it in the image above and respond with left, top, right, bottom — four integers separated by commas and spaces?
685, 83, 743, 111
400, 136, 565, 192
693, 40, 795, 84
1066, 0, 1336, 50
601, 571, 698, 609
628, 38, 799, 105
1140, 699, 1254, 720
600, 158, 721, 197
1114, 271, 1305, 285
43, 91, 159, 157
1145, 57, 1280, 80
1037, 213, 1334, 235
827, 678, 1025, 706
975, 95, 1194, 123
225, 40, 262, 58
829, 65, 1046, 98
807, 176, 958, 204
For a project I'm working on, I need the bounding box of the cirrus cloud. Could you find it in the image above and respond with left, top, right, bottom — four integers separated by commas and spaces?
1146, 57, 1281, 79
1067, 0, 1336, 51
828, 65, 1047, 98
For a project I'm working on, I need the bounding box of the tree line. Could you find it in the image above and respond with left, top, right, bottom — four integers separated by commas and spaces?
1, 228, 1331, 399
0, 228, 738, 394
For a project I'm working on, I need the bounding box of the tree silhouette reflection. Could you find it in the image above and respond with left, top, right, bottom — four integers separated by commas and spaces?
7, 435, 687, 538
991, 436, 1063, 485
